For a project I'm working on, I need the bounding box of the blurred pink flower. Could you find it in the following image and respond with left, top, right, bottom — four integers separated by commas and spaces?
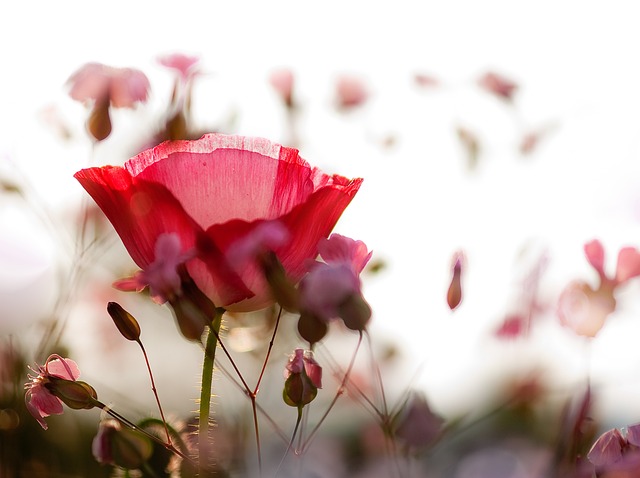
75, 134, 363, 313
478, 71, 518, 101
414, 73, 440, 88
300, 234, 372, 330
24, 355, 81, 430
336, 75, 369, 110
395, 392, 444, 449
67, 62, 150, 108
558, 240, 640, 337
269, 68, 295, 108
67, 62, 150, 141
158, 53, 200, 81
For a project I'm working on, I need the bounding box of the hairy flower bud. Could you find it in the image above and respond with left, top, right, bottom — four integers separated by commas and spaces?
283, 349, 322, 408
107, 302, 141, 341
93, 420, 153, 469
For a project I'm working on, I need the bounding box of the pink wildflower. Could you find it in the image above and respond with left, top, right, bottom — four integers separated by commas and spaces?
67, 62, 150, 108
335, 75, 369, 110
67, 62, 150, 141
558, 240, 640, 337
269, 68, 295, 108
24, 355, 81, 430
477, 71, 518, 101
300, 234, 372, 330
158, 53, 200, 81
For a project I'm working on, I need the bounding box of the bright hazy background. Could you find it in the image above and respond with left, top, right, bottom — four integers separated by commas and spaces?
3, 0, 640, 425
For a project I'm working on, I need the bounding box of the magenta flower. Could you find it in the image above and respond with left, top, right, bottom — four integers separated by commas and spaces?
24, 355, 81, 430
74, 134, 363, 313
300, 234, 372, 330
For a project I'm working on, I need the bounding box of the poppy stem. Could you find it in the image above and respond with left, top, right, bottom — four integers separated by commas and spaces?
198, 308, 223, 477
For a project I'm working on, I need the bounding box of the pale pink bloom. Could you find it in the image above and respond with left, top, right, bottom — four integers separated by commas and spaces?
336, 75, 369, 110
24, 355, 81, 430
114, 233, 195, 304
557, 281, 616, 337
477, 71, 518, 101
269, 68, 295, 107
67, 62, 150, 107
284, 348, 322, 389
158, 53, 200, 80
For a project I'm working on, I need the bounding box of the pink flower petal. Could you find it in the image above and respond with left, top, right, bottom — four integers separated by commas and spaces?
584, 239, 606, 279
588, 428, 625, 467
47, 358, 80, 381
615, 246, 640, 284
318, 234, 372, 274
158, 53, 200, 80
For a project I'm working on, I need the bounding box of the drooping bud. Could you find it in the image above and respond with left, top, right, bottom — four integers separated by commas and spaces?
297, 313, 328, 346
168, 268, 219, 341
92, 419, 153, 469
87, 99, 112, 141
447, 251, 464, 310
107, 302, 141, 341
338, 293, 371, 331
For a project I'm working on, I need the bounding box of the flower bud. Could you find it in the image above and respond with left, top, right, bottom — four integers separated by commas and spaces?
297, 313, 328, 346
93, 420, 153, 469
107, 302, 141, 341
338, 293, 371, 331
259, 251, 299, 312
283, 349, 322, 408
48, 378, 98, 410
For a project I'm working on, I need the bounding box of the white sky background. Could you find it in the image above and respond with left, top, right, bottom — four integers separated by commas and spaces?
3, 0, 640, 425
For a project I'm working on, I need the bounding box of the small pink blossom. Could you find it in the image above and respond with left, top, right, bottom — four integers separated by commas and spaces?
615, 247, 640, 284
585, 239, 606, 280
335, 75, 369, 110
414, 73, 440, 88
114, 233, 195, 304
67, 62, 150, 108
269, 68, 295, 108
495, 315, 526, 339
158, 53, 200, 81
588, 424, 640, 474
24, 355, 81, 430
477, 71, 518, 101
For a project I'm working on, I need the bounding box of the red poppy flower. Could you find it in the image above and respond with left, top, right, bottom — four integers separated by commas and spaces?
74, 134, 363, 312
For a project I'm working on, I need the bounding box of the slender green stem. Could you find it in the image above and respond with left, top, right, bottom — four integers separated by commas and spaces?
273, 407, 303, 477
199, 309, 223, 477
137, 340, 171, 445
